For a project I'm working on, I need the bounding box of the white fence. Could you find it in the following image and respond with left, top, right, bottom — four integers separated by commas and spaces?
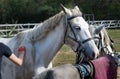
0, 23, 40, 37
0, 20, 120, 37
88, 20, 120, 28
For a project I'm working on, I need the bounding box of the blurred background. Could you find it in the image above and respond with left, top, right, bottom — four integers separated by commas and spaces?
0, 0, 120, 24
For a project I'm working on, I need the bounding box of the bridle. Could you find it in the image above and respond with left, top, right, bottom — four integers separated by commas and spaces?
64, 15, 97, 52
64, 15, 99, 63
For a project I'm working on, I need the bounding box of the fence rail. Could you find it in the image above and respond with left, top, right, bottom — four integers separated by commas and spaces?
88, 20, 120, 28
0, 23, 40, 37
0, 20, 120, 37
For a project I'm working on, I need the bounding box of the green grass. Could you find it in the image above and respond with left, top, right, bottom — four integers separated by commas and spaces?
107, 29, 120, 52
53, 45, 76, 66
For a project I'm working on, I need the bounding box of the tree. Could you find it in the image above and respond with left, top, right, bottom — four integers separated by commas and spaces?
0, 0, 120, 23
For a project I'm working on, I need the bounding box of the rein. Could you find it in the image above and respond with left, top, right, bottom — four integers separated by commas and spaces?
75, 36, 100, 64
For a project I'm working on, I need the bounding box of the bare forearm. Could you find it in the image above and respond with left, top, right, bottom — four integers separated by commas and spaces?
9, 53, 25, 66
9, 46, 26, 66
18, 51, 25, 65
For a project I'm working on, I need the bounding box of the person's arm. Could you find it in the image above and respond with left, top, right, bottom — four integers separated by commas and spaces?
1, 42, 26, 66
9, 46, 26, 66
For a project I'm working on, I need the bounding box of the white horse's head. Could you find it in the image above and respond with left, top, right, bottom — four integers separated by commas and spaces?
61, 5, 99, 59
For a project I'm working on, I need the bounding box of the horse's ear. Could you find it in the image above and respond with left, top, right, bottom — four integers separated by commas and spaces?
94, 25, 105, 34
60, 4, 69, 14
74, 6, 80, 11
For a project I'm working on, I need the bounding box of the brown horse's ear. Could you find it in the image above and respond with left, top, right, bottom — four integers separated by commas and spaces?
60, 4, 69, 14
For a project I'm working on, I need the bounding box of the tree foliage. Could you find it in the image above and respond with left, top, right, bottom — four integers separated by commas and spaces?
0, 0, 120, 23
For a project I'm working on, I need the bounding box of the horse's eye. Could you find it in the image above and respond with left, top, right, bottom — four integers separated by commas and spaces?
75, 26, 81, 30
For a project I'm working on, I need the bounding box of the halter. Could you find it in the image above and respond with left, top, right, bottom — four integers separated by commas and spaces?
64, 15, 99, 62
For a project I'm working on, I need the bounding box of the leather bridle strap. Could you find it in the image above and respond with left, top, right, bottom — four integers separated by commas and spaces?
75, 36, 100, 53
64, 15, 80, 43
64, 15, 101, 53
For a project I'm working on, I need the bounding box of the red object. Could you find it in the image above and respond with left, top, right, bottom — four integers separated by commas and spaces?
91, 55, 117, 79
18, 46, 26, 52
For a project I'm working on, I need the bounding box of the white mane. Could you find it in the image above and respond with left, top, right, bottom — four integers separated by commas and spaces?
12, 12, 65, 48
27, 12, 65, 42
15, 8, 83, 43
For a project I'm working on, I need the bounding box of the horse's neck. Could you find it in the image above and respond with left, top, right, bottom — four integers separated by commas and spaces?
33, 19, 66, 74
29, 12, 64, 42
34, 27, 64, 74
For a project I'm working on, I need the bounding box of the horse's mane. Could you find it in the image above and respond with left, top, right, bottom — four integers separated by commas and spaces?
27, 8, 82, 42
28, 11, 65, 42
102, 28, 111, 44
13, 11, 65, 45
14, 8, 82, 44
101, 28, 115, 50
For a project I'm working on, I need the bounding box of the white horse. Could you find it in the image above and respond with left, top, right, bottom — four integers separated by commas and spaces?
1, 5, 99, 79
89, 25, 115, 56
33, 25, 118, 79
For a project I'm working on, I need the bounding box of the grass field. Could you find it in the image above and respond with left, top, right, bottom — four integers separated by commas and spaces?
52, 29, 120, 78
